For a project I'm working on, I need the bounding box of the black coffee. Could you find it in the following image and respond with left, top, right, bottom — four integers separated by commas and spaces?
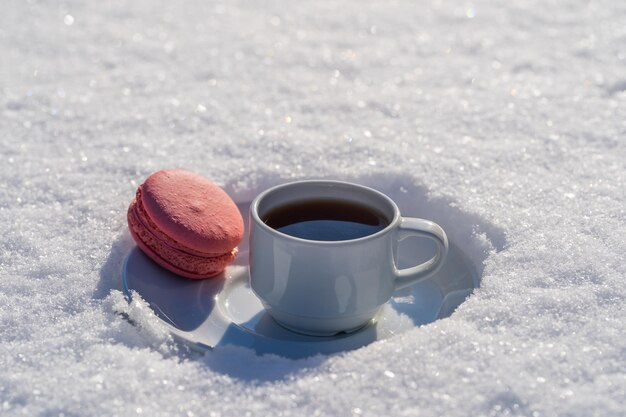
263, 199, 389, 241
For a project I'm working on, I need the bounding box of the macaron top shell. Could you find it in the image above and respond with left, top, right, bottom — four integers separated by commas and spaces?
139, 169, 244, 255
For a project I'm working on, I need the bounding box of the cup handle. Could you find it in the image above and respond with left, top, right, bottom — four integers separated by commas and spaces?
393, 217, 449, 290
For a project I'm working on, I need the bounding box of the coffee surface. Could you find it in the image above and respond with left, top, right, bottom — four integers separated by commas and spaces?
263, 199, 389, 241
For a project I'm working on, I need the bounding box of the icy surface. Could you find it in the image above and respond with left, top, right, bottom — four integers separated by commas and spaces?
1, 0, 625, 416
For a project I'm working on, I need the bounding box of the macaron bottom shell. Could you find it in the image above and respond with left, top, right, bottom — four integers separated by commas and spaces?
127, 198, 237, 279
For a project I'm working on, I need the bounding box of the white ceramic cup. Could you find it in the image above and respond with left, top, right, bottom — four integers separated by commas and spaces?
249, 180, 448, 336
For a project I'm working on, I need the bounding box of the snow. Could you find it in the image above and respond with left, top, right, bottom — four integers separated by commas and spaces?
1, 0, 625, 415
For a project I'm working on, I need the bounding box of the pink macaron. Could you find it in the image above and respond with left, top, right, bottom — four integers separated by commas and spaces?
127, 169, 244, 279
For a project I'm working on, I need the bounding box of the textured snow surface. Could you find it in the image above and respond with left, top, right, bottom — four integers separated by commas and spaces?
1, 0, 625, 416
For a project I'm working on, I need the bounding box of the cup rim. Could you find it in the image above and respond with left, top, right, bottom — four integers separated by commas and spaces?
251, 180, 401, 245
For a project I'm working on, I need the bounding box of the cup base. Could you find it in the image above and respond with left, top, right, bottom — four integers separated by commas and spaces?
265, 306, 380, 337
